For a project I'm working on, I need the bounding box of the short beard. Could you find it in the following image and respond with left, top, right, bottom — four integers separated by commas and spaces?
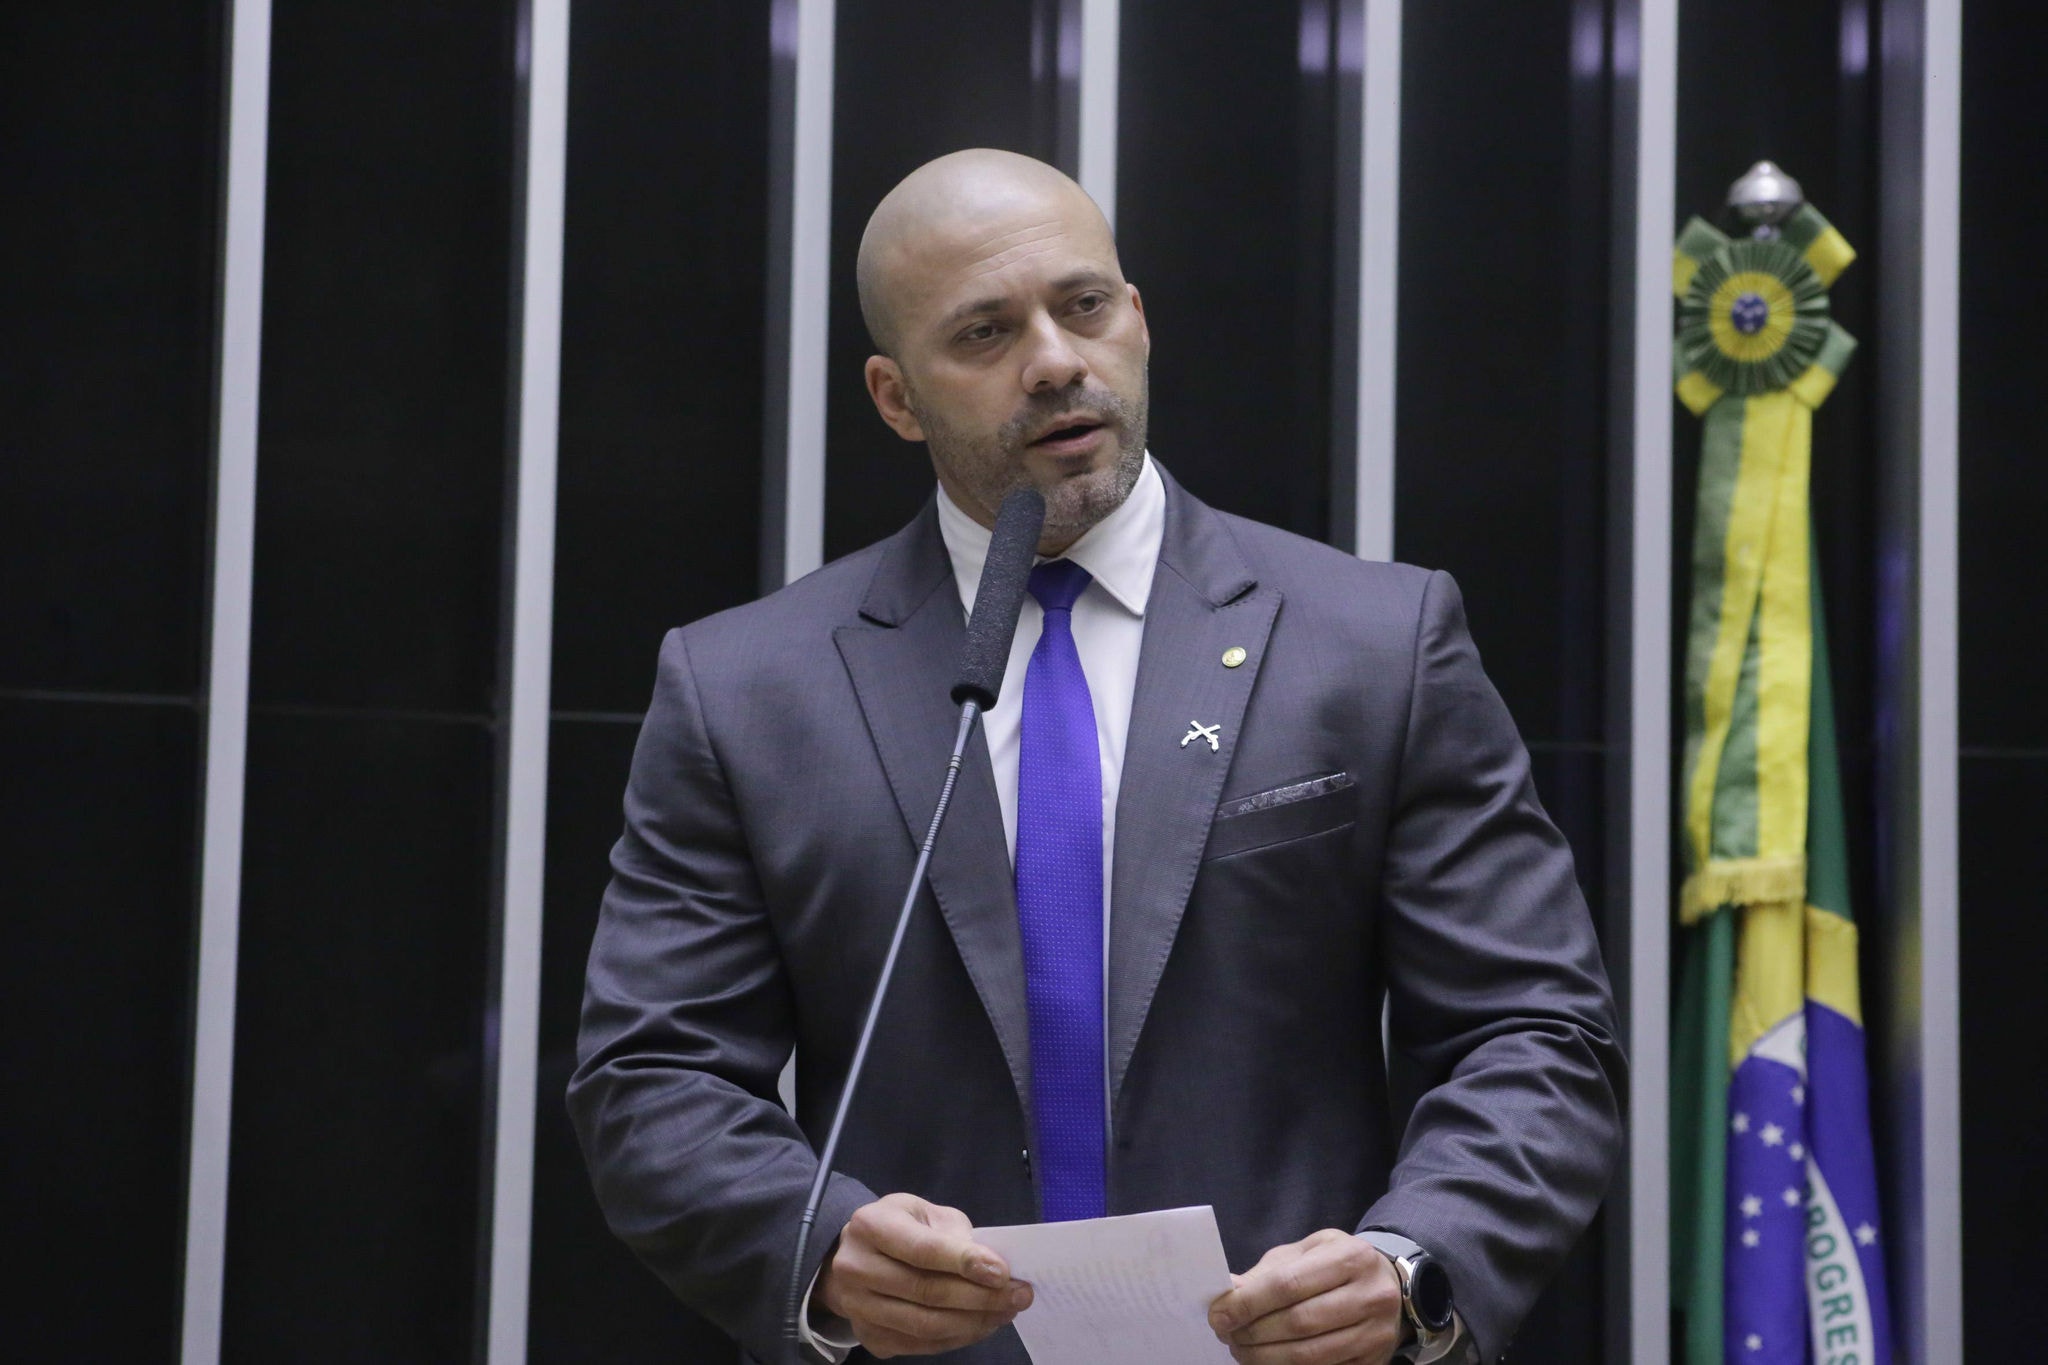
909, 372, 1150, 545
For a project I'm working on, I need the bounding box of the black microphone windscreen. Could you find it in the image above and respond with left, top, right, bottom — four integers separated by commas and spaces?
951, 487, 1046, 709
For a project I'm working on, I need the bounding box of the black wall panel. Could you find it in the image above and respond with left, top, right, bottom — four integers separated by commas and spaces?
244, 4, 517, 717
0, 7, 223, 697
1957, 0, 2048, 1356
224, 2, 517, 1356
1397, 0, 1610, 748
548, 0, 769, 718
1116, 0, 1337, 540
0, 702, 201, 1357
225, 716, 495, 1359
822, 0, 1040, 561
1395, 3, 1614, 1354
0, 6, 224, 1356
532, 3, 773, 1357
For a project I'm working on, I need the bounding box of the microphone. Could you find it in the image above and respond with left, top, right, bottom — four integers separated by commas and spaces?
952, 486, 1047, 710
786, 487, 1046, 1342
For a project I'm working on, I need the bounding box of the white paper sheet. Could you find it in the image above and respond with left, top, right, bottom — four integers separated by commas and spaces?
974, 1206, 1237, 1365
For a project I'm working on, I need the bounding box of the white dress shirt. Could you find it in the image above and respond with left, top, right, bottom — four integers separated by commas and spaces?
803, 451, 1466, 1363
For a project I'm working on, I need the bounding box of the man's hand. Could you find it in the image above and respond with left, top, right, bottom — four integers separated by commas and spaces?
1206, 1228, 1404, 1365
814, 1192, 1033, 1358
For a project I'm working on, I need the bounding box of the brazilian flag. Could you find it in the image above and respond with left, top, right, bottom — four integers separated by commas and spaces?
1668, 205, 1895, 1364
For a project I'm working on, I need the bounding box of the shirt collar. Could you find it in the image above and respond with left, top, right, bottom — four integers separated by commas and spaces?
936, 452, 1164, 619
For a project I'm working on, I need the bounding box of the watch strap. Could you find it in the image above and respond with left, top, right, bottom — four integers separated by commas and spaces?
1359, 1230, 1427, 1262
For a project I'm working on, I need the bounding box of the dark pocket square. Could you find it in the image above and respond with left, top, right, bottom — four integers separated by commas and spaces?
1216, 772, 1356, 819
1203, 772, 1357, 860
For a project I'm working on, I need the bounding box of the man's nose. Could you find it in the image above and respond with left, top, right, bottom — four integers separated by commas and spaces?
1018, 315, 1087, 393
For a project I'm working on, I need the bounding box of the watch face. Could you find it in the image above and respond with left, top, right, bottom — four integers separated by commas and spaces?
1410, 1258, 1454, 1333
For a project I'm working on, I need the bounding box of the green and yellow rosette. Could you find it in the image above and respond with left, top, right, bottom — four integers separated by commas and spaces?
1673, 204, 1857, 416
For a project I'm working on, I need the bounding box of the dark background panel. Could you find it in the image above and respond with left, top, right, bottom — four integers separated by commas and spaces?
1957, 0, 2046, 749
224, 715, 495, 1361
1957, 757, 2048, 1362
1115, 0, 1336, 541
822, 0, 1040, 561
1958, 0, 2048, 1353
528, 720, 736, 1361
0, 5, 225, 1356
550, 0, 770, 715
1395, 0, 1609, 747
226, 2, 519, 1354
1671, 0, 1880, 921
0, 6, 222, 693
247, 0, 517, 714
0, 700, 200, 1360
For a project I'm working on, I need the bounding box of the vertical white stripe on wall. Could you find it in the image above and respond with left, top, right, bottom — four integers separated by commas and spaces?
1076, 0, 1119, 226
1915, 0, 1962, 1356
782, 0, 835, 585
485, 2, 570, 1360
180, 1, 271, 1359
1626, 2, 1677, 1362
1350, 0, 1400, 563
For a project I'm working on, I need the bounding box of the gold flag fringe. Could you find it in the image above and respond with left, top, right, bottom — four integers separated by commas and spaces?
1680, 855, 1809, 925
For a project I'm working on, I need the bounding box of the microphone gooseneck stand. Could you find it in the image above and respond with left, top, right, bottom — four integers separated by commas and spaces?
785, 487, 1046, 1346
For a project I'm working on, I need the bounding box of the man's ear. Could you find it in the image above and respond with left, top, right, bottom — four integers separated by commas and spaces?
865, 355, 925, 441
1127, 282, 1150, 357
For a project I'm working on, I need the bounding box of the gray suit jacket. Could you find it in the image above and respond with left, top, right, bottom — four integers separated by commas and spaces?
569, 467, 1625, 1363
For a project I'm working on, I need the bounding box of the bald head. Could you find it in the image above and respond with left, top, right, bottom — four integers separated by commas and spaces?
856, 149, 1116, 357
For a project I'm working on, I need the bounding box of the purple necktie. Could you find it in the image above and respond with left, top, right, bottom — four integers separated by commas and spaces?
1015, 559, 1106, 1222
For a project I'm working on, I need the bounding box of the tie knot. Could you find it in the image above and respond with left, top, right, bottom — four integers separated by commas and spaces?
1028, 559, 1092, 614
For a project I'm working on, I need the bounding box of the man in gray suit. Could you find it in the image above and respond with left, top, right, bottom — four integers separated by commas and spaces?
570, 149, 1624, 1365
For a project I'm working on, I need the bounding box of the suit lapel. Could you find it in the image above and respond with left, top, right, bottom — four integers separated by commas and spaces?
1108, 476, 1280, 1107
834, 503, 1034, 1125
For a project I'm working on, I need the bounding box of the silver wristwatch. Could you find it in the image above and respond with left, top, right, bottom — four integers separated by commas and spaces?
1360, 1231, 1456, 1353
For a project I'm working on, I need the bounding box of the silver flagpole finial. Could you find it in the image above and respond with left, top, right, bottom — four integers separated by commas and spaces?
1727, 160, 1805, 231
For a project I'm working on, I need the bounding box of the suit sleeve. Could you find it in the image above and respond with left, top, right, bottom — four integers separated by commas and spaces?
567, 628, 876, 1363
1356, 571, 1627, 1362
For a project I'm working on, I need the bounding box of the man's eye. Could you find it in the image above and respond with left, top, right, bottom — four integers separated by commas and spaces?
1073, 293, 1107, 313
960, 324, 999, 343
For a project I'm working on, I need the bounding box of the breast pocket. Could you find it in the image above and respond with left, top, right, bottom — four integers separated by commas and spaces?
1202, 772, 1357, 861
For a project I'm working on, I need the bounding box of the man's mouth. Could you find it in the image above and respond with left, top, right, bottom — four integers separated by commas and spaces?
1027, 417, 1107, 450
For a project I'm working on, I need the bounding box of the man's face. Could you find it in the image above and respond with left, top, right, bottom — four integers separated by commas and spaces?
864, 187, 1151, 549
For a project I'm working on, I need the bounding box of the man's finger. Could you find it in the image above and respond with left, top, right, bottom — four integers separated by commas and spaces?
1226, 1317, 1392, 1365
847, 1288, 1017, 1352
870, 1203, 1010, 1286
853, 1250, 1033, 1315
1209, 1236, 1365, 1334
1226, 1279, 1380, 1346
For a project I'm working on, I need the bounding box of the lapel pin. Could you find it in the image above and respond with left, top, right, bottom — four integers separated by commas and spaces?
1181, 721, 1221, 752
1221, 646, 1247, 668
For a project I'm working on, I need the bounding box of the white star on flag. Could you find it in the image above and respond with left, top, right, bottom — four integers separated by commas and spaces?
1746, 1334, 1764, 1352
1741, 1194, 1763, 1218
1731, 1112, 1751, 1134
1760, 1122, 1785, 1147
1855, 1223, 1879, 1247
1791, 1084, 1805, 1104
1741, 1228, 1761, 1248
1789, 1142, 1806, 1161
1783, 1187, 1802, 1207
